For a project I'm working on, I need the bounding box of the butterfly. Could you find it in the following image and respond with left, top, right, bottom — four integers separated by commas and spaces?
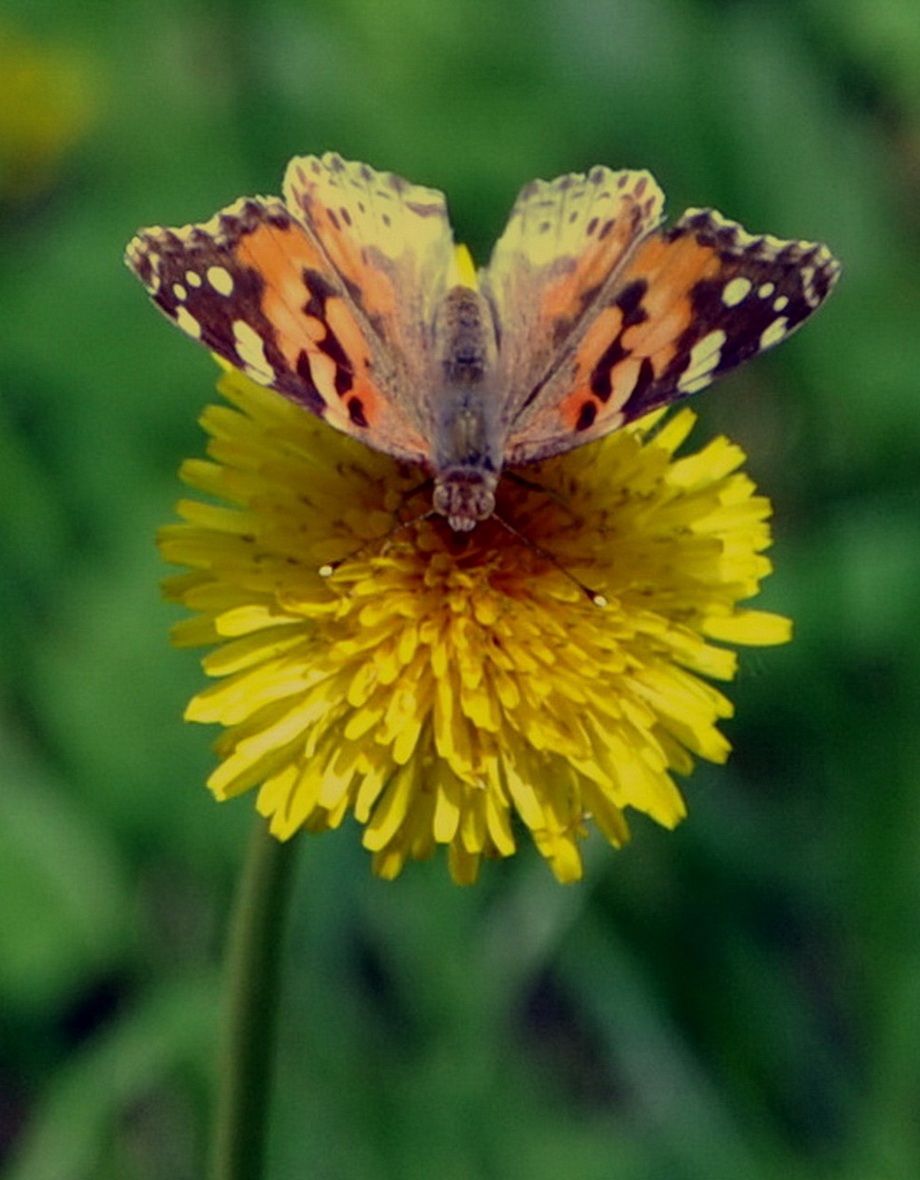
126, 152, 839, 530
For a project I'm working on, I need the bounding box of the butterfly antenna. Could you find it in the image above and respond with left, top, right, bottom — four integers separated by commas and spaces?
318, 481, 435, 578
318, 482, 606, 608
317, 518, 408, 578
492, 512, 608, 608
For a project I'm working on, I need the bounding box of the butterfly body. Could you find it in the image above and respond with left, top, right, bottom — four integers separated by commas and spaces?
126, 153, 839, 530
431, 284, 502, 529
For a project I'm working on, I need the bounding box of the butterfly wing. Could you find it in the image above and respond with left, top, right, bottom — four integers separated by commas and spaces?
479, 166, 664, 435
126, 153, 459, 464
481, 169, 841, 465
282, 153, 457, 409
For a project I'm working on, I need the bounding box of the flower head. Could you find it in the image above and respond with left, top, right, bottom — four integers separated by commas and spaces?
0, 25, 96, 201
160, 367, 790, 884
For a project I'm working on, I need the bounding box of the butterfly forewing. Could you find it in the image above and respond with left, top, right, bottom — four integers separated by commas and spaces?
498, 206, 840, 465
126, 157, 457, 465
127, 153, 840, 526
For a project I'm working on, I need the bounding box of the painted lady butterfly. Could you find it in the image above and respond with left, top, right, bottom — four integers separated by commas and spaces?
126, 153, 839, 530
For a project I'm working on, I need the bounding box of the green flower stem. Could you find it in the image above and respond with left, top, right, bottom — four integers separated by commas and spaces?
211, 820, 298, 1180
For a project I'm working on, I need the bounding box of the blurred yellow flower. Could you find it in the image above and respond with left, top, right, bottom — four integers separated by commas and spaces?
160, 367, 790, 884
0, 26, 96, 201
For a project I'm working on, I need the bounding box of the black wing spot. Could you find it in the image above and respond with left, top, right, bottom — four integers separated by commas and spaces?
333, 366, 353, 396
615, 279, 649, 327
292, 352, 328, 416
267, 206, 293, 229
301, 268, 338, 319
589, 337, 629, 402
620, 357, 656, 418
347, 397, 369, 427
576, 401, 597, 431
314, 325, 354, 396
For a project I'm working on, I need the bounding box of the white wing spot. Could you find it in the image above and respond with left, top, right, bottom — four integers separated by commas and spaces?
232, 319, 270, 374
773, 294, 789, 312
207, 266, 235, 296
678, 329, 726, 393
200, 211, 225, 236
185, 271, 203, 288
757, 282, 775, 298
801, 267, 821, 306
172, 282, 187, 302
722, 277, 752, 307
760, 318, 788, 349
175, 306, 202, 339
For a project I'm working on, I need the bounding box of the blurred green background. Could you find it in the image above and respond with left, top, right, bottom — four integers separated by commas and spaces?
2, 1, 919, 1177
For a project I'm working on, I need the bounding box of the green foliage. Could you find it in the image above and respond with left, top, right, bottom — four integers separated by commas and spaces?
2, 0, 919, 1176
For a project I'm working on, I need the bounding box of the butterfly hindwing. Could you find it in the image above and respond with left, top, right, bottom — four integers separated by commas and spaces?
127, 154, 840, 525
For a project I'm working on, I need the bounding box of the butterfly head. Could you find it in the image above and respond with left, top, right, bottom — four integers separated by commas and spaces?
432, 468, 498, 532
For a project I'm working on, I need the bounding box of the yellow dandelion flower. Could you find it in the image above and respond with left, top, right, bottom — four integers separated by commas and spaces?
0, 25, 96, 201
159, 367, 791, 884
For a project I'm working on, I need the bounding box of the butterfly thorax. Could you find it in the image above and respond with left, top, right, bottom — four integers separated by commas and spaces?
431, 285, 502, 531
